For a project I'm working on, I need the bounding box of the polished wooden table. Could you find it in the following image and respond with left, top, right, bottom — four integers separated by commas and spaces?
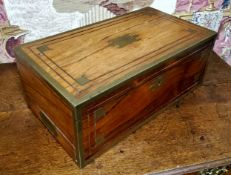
1, 54, 231, 175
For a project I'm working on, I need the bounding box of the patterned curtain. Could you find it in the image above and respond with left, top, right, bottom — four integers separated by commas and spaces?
214, 17, 231, 65
176, 0, 231, 65
0, 0, 8, 25
0, 0, 26, 63
0, 0, 10, 63
1, 0, 231, 64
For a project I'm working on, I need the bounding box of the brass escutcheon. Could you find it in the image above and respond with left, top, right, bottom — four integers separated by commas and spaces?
150, 75, 164, 91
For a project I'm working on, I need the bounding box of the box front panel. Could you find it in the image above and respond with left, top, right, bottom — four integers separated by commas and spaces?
17, 60, 76, 160
81, 43, 212, 161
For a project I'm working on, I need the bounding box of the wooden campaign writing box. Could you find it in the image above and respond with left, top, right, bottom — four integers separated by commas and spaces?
15, 8, 216, 168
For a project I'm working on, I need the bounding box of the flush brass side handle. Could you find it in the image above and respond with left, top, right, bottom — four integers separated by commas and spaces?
40, 111, 57, 137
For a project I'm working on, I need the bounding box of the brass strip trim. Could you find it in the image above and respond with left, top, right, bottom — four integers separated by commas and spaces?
14, 8, 217, 168
84, 81, 202, 165
77, 37, 216, 107
15, 34, 216, 113
15, 8, 217, 108
39, 110, 76, 150
15, 46, 79, 107
71, 109, 80, 166
74, 106, 85, 168
40, 111, 57, 137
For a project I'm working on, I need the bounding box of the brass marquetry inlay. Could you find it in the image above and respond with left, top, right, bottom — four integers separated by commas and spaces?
150, 75, 165, 91
108, 34, 141, 48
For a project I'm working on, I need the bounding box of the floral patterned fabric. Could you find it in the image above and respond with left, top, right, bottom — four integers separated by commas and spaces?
0, 0, 26, 63
0, 36, 24, 63
0, 0, 8, 25
1, 0, 154, 63
176, 0, 208, 12
175, 0, 224, 12
0, 0, 25, 63
0, 0, 10, 63
192, 10, 223, 32
176, 0, 231, 65
1, 0, 231, 65
214, 17, 231, 65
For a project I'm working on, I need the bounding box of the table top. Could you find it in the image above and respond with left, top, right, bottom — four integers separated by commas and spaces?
1, 53, 231, 175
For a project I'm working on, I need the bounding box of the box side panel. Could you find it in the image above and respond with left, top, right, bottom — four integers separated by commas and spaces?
16, 59, 77, 161
80, 42, 213, 164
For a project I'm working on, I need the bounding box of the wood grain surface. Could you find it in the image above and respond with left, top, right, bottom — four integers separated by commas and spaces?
17, 60, 76, 159
15, 7, 216, 99
81, 44, 210, 161
1, 53, 231, 174
14, 7, 217, 168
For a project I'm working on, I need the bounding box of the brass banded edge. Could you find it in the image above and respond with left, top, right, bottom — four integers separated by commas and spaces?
13, 8, 217, 169
69, 108, 80, 167
74, 105, 85, 168
14, 32, 216, 109
14, 46, 79, 107
76, 35, 216, 108
83, 81, 201, 166
14, 7, 217, 109
15, 46, 82, 166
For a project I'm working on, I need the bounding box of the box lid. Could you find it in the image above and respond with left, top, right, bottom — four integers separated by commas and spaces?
15, 7, 216, 106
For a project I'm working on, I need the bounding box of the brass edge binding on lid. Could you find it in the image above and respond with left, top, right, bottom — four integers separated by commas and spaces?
13, 8, 152, 108
13, 8, 216, 169
77, 36, 216, 107
14, 46, 79, 107
14, 7, 217, 108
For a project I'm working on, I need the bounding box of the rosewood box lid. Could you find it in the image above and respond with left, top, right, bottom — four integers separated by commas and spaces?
15, 7, 216, 106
